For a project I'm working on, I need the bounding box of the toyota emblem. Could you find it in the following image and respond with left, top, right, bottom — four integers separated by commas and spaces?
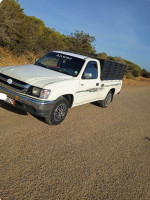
7, 78, 13, 84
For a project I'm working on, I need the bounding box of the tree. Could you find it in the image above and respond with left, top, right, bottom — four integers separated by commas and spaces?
0, 0, 26, 53
68, 30, 96, 53
97, 52, 108, 59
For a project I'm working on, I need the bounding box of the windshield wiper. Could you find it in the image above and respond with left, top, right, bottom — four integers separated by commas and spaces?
54, 68, 72, 76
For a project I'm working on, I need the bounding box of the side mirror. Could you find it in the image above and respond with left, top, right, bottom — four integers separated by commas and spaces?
83, 72, 92, 79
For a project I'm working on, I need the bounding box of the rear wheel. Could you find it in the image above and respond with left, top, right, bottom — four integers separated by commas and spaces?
45, 97, 69, 125
99, 91, 113, 108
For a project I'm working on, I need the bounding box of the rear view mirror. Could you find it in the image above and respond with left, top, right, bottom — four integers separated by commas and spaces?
83, 73, 92, 79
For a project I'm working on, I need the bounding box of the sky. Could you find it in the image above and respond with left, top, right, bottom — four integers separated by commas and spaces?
16, 0, 150, 71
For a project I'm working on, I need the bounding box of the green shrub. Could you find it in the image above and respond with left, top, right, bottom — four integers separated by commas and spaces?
126, 73, 135, 80
141, 68, 150, 78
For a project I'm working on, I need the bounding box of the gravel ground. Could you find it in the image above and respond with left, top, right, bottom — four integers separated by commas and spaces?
0, 86, 150, 200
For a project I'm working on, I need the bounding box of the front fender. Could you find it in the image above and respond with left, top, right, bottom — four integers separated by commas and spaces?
45, 79, 79, 101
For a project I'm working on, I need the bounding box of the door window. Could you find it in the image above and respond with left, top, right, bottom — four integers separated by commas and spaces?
82, 61, 98, 79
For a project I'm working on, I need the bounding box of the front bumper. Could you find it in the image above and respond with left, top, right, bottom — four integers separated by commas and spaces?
0, 85, 55, 117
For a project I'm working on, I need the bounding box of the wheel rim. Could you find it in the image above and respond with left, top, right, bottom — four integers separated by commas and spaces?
105, 93, 112, 106
54, 103, 67, 122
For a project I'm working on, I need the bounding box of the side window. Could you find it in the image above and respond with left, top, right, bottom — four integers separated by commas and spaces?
82, 61, 98, 79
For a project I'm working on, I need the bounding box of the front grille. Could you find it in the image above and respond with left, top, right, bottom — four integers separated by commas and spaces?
0, 73, 30, 92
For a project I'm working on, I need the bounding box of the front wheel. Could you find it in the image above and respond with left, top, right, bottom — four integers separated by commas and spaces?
99, 91, 113, 108
45, 97, 69, 125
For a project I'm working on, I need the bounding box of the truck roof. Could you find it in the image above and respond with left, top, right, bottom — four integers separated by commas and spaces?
54, 51, 90, 60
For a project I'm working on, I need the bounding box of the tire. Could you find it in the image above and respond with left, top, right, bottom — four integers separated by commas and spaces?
45, 97, 69, 125
99, 91, 113, 108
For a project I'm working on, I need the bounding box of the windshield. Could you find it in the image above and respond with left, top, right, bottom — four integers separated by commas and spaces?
35, 52, 85, 77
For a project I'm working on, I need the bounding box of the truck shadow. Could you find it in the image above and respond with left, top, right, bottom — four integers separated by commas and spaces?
0, 101, 46, 123
145, 137, 150, 142
0, 101, 28, 115
91, 101, 100, 107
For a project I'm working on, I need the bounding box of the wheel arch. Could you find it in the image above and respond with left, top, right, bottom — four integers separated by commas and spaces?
109, 88, 115, 101
62, 94, 74, 108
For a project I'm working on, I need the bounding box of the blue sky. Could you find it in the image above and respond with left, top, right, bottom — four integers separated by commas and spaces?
18, 0, 150, 71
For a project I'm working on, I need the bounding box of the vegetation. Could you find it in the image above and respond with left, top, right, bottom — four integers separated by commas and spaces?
0, 0, 95, 55
0, 0, 149, 78
141, 68, 150, 78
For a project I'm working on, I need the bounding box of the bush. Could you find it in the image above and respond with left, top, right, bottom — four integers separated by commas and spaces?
141, 68, 150, 78
126, 73, 135, 80
125, 61, 141, 77
97, 52, 108, 59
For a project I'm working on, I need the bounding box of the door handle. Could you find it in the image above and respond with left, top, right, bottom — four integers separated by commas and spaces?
96, 83, 99, 86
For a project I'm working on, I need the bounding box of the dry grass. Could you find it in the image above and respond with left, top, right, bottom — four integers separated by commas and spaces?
0, 47, 36, 67
123, 77, 150, 87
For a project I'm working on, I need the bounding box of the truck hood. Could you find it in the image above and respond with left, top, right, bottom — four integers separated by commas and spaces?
0, 64, 73, 87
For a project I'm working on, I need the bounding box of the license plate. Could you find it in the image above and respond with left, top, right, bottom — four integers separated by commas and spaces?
5, 97, 16, 105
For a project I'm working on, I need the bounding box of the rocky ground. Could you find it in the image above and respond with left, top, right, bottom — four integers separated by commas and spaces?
0, 86, 150, 200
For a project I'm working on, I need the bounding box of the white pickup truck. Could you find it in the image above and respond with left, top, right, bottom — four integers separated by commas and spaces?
0, 51, 126, 125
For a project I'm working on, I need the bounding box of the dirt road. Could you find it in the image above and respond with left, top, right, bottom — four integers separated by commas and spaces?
0, 87, 150, 200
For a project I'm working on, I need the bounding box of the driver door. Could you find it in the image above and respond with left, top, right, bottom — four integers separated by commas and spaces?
76, 61, 100, 105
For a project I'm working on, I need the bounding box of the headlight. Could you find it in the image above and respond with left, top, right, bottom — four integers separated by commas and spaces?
30, 87, 51, 99
32, 87, 41, 96
40, 89, 51, 99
